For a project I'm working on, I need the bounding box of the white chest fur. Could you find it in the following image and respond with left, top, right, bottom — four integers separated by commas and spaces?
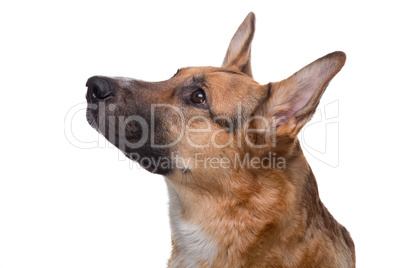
165, 179, 217, 267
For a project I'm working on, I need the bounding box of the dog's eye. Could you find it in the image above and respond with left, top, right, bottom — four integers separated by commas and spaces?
190, 89, 206, 104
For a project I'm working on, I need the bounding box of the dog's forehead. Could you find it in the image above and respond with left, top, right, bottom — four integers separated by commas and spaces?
175, 66, 257, 87
177, 66, 246, 77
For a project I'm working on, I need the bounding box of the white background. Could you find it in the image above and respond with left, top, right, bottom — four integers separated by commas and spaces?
1, 1, 401, 267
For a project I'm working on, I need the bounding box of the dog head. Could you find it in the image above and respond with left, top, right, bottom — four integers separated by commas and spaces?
86, 12, 345, 178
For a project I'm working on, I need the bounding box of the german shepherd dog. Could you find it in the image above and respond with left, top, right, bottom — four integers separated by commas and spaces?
86, 12, 355, 268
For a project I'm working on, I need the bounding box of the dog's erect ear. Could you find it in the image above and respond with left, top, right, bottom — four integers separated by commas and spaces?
255, 52, 346, 138
222, 12, 255, 77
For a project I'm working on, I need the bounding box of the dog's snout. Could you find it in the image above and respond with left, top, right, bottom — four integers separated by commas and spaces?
86, 76, 112, 102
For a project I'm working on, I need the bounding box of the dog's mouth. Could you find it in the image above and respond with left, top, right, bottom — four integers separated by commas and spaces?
86, 107, 98, 130
85, 102, 174, 175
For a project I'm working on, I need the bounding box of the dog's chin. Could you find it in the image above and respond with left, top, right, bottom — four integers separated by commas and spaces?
86, 109, 172, 175
86, 109, 98, 130
124, 151, 173, 175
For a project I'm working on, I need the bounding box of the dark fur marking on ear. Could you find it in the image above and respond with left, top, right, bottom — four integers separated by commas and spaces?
216, 70, 243, 75
267, 82, 272, 99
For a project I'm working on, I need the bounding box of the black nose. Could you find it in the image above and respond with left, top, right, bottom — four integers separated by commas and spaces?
86, 76, 112, 102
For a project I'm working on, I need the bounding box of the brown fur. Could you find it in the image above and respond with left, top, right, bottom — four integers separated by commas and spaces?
86, 12, 355, 268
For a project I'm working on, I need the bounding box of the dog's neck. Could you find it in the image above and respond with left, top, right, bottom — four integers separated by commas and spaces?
164, 140, 333, 267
